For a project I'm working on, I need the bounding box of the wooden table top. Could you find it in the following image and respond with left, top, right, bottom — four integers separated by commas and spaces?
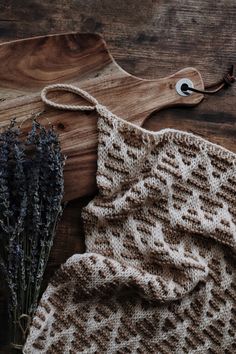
0, 1, 235, 351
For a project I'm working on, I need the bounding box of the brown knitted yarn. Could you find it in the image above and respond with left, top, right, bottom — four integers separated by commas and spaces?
23, 85, 236, 354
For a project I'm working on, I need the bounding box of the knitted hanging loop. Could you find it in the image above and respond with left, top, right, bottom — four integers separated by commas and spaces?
41, 83, 99, 111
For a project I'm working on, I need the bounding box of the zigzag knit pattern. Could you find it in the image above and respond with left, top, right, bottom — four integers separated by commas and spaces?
23, 103, 236, 353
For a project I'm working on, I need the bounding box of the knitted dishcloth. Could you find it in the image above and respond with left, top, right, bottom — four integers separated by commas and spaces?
23, 84, 236, 354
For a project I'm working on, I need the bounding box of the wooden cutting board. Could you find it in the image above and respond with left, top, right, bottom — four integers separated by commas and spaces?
0, 31, 235, 353
0, 32, 205, 201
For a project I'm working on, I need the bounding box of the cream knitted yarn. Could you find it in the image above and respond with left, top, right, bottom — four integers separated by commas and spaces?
23, 85, 236, 354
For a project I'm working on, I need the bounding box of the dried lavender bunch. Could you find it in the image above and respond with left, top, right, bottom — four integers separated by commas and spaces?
0, 117, 65, 352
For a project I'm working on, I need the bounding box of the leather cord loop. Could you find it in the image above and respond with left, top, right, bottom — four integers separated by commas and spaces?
181, 64, 235, 95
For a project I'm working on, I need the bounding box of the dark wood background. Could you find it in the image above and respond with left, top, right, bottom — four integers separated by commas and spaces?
0, 0, 235, 351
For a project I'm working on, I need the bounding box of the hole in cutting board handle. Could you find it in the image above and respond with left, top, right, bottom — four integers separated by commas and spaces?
175, 78, 194, 96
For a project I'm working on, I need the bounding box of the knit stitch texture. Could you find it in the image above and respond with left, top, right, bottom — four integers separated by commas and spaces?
23, 89, 236, 354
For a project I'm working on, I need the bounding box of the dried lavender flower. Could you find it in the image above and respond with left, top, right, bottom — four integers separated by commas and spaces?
0, 117, 65, 352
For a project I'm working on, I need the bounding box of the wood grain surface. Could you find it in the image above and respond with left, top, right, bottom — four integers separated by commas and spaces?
0, 1, 236, 351
0, 32, 205, 201
0, 33, 204, 201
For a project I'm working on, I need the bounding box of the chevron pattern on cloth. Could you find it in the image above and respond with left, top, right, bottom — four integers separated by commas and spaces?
23, 91, 236, 354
